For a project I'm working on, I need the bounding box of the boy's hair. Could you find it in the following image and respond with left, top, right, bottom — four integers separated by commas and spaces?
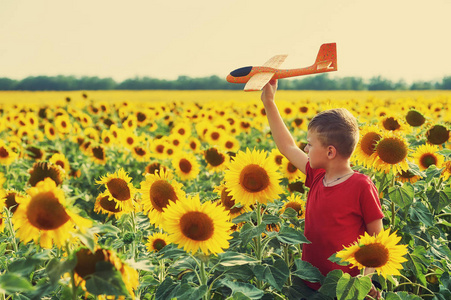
308, 108, 359, 158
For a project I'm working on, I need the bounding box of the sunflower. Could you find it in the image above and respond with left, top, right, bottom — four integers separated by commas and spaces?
221, 135, 241, 153
268, 148, 284, 168
396, 169, 421, 184
352, 125, 382, 168
0, 141, 18, 165
171, 152, 200, 181
89, 145, 107, 165
94, 192, 125, 219
223, 148, 284, 207
441, 160, 451, 180
163, 194, 232, 255
185, 137, 202, 154
379, 113, 408, 133
426, 124, 450, 145
373, 132, 410, 174
73, 247, 139, 299
405, 109, 426, 127
280, 158, 306, 183
204, 147, 228, 172
48, 153, 71, 174
28, 161, 66, 186
96, 168, 136, 213
412, 144, 444, 171
336, 228, 408, 278
213, 184, 249, 219
146, 232, 170, 252
279, 194, 306, 219
0, 189, 6, 232
54, 114, 72, 136
144, 162, 168, 175
12, 178, 91, 248
3, 190, 26, 214
139, 169, 185, 227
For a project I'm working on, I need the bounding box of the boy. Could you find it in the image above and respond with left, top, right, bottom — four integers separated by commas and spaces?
261, 79, 383, 300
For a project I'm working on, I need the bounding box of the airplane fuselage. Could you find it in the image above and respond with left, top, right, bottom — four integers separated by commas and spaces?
226, 63, 333, 84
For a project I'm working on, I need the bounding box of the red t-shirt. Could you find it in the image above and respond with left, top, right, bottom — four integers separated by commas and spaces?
302, 162, 384, 290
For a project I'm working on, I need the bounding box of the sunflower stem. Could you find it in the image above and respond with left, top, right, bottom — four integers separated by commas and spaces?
283, 243, 292, 286
65, 242, 79, 300
255, 202, 263, 290
4, 208, 18, 254
199, 259, 209, 300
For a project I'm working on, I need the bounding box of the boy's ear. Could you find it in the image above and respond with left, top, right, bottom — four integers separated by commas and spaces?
327, 146, 337, 159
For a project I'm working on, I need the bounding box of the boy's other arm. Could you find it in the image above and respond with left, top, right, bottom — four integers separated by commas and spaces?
261, 79, 308, 173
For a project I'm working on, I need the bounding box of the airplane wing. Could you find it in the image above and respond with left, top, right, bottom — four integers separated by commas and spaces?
244, 72, 276, 91
244, 54, 288, 91
262, 54, 288, 68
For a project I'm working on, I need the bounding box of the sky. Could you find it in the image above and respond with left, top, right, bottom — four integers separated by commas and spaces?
1, 0, 450, 84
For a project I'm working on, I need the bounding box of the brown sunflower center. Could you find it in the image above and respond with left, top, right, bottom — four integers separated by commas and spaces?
274, 155, 283, 165
150, 180, 177, 212
354, 243, 389, 268
405, 110, 425, 127
27, 191, 70, 230
5, 192, 19, 213
92, 146, 105, 160
287, 162, 298, 174
361, 132, 382, 156
221, 188, 235, 209
205, 148, 225, 167
382, 117, 401, 131
74, 249, 107, 278
152, 238, 167, 251
420, 153, 437, 169
399, 169, 415, 179
28, 162, 64, 187
426, 125, 449, 145
240, 164, 270, 193
376, 138, 408, 164
286, 202, 303, 216
99, 195, 122, 213
180, 211, 214, 241
179, 159, 192, 174
107, 178, 131, 201
0, 147, 10, 158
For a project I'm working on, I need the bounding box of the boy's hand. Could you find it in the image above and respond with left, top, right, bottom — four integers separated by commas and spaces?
365, 283, 381, 299
261, 79, 278, 104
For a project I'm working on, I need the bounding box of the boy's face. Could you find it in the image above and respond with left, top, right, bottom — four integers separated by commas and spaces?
305, 130, 329, 169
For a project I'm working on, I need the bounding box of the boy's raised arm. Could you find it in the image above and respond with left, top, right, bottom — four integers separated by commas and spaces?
261, 79, 308, 174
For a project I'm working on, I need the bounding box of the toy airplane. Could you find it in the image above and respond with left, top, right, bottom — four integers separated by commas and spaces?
226, 43, 337, 91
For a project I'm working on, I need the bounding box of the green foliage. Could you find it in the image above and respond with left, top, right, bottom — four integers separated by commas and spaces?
1, 73, 451, 90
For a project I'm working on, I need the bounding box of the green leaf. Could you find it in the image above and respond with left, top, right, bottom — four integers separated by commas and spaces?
292, 259, 324, 284
318, 269, 343, 298
406, 246, 429, 286
388, 183, 414, 209
239, 222, 266, 246
232, 211, 253, 224
276, 226, 310, 245
385, 291, 422, 299
409, 201, 433, 227
173, 283, 208, 300
8, 257, 42, 275
0, 273, 35, 294
336, 273, 372, 300
46, 257, 77, 286
220, 279, 264, 299
262, 214, 281, 225
155, 277, 176, 300
252, 257, 289, 291
84, 261, 130, 297
218, 251, 258, 266
428, 186, 451, 213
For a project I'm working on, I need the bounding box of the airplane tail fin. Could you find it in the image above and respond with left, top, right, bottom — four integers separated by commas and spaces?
314, 43, 337, 71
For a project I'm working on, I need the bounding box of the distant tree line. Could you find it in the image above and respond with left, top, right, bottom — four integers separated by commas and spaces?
0, 74, 450, 91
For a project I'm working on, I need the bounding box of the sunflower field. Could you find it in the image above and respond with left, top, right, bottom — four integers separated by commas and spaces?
0, 90, 450, 300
